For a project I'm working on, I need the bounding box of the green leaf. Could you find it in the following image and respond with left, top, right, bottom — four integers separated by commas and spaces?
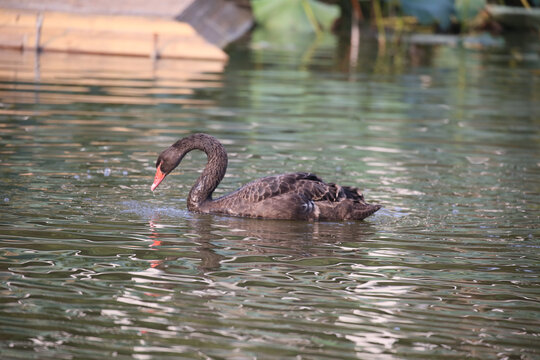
252, 0, 340, 33
455, 0, 486, 23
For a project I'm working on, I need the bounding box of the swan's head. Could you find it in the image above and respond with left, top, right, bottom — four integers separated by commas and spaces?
151, 146, 184, 191
151, 134, 224, 192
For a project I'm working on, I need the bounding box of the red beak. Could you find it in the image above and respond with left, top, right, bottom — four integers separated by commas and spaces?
151, 166, 166, 191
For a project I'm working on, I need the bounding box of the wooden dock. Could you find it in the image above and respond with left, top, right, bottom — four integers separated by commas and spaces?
0, 0, 253, 60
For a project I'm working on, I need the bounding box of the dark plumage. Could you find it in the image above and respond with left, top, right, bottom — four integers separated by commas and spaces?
151, 133, 381, 221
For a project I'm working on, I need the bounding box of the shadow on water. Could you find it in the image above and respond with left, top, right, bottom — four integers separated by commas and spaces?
121, 199, 382, 272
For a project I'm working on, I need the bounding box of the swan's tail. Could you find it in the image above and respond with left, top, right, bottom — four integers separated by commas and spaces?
351, 203, 381, 220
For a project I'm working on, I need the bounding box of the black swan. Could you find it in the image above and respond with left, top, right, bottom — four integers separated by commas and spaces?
151, 133, 381, 221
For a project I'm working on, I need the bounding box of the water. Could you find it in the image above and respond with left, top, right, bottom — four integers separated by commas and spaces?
0, 32, 539, 359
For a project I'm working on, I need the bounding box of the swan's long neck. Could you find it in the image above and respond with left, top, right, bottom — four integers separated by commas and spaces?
182, 134, 228, 211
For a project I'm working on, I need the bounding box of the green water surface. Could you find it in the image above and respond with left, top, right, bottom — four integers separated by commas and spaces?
0, 34, 539, 359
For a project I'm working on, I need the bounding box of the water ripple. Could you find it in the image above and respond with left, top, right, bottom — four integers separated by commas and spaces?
1, 41, 539, 359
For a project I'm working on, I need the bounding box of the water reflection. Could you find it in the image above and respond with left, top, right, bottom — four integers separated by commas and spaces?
139, 211, 381, 273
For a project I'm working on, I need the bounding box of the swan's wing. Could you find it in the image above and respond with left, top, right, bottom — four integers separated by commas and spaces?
221, 172, 365, 204
210, 172, 379, 220
217, 172, 318, 202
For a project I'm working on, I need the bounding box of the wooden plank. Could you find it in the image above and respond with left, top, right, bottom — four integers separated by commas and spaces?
0, 0, 195, 18
0, 8, 227, 61
0, 0, 253, 48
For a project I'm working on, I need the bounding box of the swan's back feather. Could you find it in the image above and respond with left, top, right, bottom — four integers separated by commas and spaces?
207, 172, 380, 220
218, 172, 325, 202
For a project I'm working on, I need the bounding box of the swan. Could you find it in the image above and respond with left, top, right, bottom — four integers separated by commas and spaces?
151, 133, 380, 221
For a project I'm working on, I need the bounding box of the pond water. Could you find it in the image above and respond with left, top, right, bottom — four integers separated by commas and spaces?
0, 32, 539, 359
